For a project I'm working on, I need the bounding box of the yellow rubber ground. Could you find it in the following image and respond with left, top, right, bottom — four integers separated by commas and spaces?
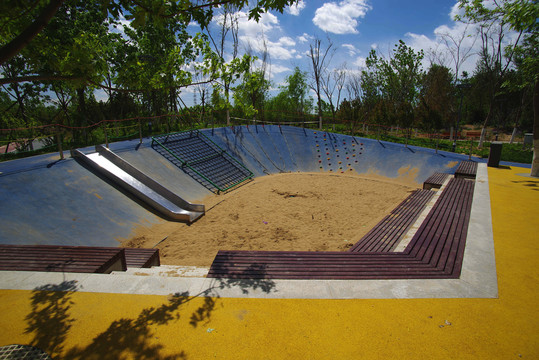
1, 166, 538, 359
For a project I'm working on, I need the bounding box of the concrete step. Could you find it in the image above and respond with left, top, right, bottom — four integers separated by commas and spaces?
111, 265, 209, 278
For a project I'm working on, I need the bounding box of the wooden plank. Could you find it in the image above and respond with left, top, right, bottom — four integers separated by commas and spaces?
0, 245, 127, 273
349, 190, 434, 252
207, 176, 475, 280
423, 172, 449, 190
124, 248, 160, 268
455, 161, 478, 179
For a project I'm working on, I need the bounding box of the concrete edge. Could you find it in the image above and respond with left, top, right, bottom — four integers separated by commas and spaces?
0, 163, 498, 299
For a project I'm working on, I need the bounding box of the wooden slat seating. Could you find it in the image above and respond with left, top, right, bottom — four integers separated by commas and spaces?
0, 245, 160, 274
423, 172, 450, 190
207, 178, 475, 280
124, 248, 160, 268
454, 161, 478, 179
348, 189, 435, 253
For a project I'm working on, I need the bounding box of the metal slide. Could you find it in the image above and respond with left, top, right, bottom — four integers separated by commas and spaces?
72, 145, 204, 223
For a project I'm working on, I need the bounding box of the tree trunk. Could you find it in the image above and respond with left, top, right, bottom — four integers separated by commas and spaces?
510, 91, 525, 144
531, 77, 539, 177
77, 87, 87, 144
0, 0, 65, 64
224, 80, 231, 126
510, 127, 518, 144
317, 93, 322, 130
479, 98, 496, 148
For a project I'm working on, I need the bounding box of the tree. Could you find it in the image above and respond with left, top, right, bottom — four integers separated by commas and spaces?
321, 64, 347, 124
0, 0, 299, 66
308, 36, 334, 129
500, 2, 538, 175
233, 68, 270, 119
456, 0, 535, 147
285, 67, 310, 115
363, 40, 425, 135
205, 4, 241, 125
437, 22, 478, 82
265, 67, 312, 122
419, 64, 455, 132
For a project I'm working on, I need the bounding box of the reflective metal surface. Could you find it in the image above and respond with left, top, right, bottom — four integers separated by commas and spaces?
73, 146, 204, 223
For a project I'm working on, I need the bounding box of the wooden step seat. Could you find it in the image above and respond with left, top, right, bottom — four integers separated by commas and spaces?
0, 245, 160, 274
124, 248, 160, 268
348, 189, 435, 252
454, 161, 478, 179
0, 245, 126, 274
423, 172, 450, 190
207, 178, 475, 280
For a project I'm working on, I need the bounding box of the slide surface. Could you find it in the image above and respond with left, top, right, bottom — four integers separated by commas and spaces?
73, 145, 204, 223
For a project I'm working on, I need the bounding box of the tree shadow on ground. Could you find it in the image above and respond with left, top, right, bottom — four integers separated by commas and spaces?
24, 280, 78, 358
23, 274, 276, 359
511, 179, 539, 190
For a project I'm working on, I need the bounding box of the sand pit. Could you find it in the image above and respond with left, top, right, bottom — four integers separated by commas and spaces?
121, 172, 417, 267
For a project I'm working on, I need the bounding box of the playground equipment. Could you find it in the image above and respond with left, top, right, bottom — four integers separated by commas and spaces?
151, 129, 254, 194
72, 145, 204, 223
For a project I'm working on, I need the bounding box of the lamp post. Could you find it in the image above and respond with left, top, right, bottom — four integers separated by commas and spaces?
453, 82, 471, 152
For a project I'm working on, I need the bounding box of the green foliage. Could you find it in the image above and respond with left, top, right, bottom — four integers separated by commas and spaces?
233, 69, 270, 117
362, 40, 424, 127
265, 67, 312, 120
419, 64, 456, 130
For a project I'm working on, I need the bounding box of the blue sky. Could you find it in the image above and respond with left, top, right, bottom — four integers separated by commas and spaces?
180, 0, 487, 105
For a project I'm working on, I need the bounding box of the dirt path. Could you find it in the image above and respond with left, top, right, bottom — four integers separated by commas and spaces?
120, 172, 416, 267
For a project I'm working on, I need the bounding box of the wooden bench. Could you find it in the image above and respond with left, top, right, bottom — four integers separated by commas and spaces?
402, 177, 474, 277
441, 131, 461, 139
348, 189, 434, 253
465, 131, 482, 139
423, 172, 450, 190
0, 245, 160, 274
455, 161, 478, 179
207, 178, 475, 280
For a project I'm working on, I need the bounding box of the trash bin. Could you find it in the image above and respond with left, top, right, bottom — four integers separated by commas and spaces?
488, 142, 503, 167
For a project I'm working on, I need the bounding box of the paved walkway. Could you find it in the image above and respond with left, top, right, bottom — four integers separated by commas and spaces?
0, 166, 537, 359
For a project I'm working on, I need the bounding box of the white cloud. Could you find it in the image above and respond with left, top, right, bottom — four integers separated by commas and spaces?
278, 36, 296, 47
236, 11, 279, 38
286, 0, 306, 16
109, 14, 131, 40
313, 0, 372, 34
353, 56, 367, 68
298, 33, 313, 43
403, 0, 521, 79
371, 43, 378, 50
449, 2, 465, 20
271, 63, 292, 75
241, 35, 298, 60
266, 42, 297, 60
251, 60, 290, 79
225, 11, 299, 61
342, 44, 358, 56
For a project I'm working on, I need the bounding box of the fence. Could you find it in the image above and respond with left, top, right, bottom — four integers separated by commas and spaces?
0, 110, 531, 162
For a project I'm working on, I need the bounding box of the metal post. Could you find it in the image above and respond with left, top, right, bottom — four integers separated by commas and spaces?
56, 126, 64, 160
103, 122, 109, 148
138, 119, 142, 144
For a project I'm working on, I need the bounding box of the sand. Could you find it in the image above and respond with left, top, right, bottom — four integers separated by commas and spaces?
121, 172, 416, 267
